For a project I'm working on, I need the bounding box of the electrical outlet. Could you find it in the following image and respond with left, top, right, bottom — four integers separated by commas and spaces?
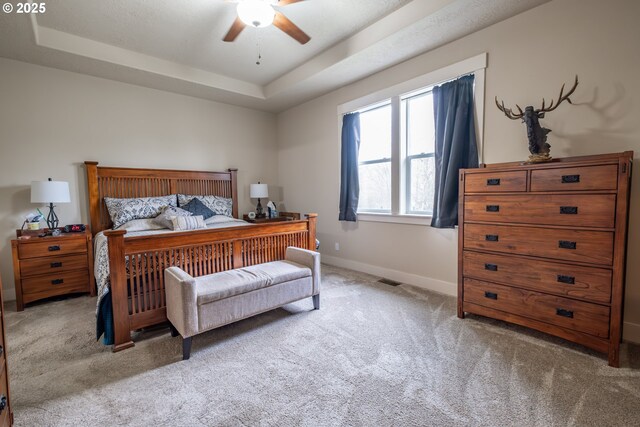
334, 242, 340, 251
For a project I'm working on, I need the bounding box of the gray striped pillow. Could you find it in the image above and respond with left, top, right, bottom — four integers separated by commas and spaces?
171, 215, 206, 231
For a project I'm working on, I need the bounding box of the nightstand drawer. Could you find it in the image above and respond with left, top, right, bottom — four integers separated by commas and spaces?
18, 239, 87, 259
21, 270, 89, 296
20, 254, 88, 278
0, 367, 9, 427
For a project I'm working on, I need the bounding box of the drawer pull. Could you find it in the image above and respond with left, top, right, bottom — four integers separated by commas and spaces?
485, 234, 499, 242
484, 291, 498, 300
559, 240, 577, 250
48, 245, 61, 252
51, 279, 64, 285
0, 395, 6, 412
562, 174, 580, 183
556, 308, 574, 318
484, 263, 498, 271
0, 345, 3, 356
560, 206, 578, 215
50, 262, 63, 268
557, 274, 576, 285
486, 205, 500, 212
487, 178, 501, 186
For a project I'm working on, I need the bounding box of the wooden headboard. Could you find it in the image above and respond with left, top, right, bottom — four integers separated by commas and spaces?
85, 162, 238, 235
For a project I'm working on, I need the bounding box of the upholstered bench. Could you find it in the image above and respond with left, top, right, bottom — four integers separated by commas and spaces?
165, 246, 320, 359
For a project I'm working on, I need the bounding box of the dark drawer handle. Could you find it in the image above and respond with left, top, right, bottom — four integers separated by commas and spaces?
487, 178, 501, 186
486, 205, 500, 212
557, 274, 576, 285
485, 234, 499, 242
484, 263, 498, 271
562, 174, 580, 183
556, 308, 574, 318
560, 206, 578, 215
50, 262, 63, 268
51, 279, 64, 285
0, 395, 6, 412
48, 245, 61, 251
484, 291, 498, 300
559, 240, 577, 250
0, 345, 3, 356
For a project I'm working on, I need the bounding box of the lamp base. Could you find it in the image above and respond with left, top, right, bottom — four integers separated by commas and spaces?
256, 198, 266, 218
46, 203, 59, 230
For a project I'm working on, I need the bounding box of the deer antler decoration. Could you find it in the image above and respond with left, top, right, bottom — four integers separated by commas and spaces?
495, 75, 579, 163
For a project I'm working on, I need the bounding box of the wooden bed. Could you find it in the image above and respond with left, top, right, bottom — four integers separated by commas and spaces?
85, 162, 317, 352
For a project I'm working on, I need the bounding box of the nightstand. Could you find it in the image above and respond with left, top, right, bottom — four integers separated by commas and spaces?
242, 212, 301, 224
11, 227, 95, 311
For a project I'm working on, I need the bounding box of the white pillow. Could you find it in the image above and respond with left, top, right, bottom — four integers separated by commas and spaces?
171, 215, 206, 231
153, 206, 192, 229
116, 218, 166, 232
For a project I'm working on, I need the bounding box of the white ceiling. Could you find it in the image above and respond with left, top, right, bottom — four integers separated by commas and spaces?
0, 0, 551, 112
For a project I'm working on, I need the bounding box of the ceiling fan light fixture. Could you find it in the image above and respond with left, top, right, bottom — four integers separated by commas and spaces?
237, 1, 275, 28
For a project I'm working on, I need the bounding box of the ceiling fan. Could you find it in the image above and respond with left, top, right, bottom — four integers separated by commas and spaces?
223, 0, 311, 45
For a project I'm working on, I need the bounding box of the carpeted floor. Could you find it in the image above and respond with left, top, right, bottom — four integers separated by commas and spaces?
5, 265, 640, 426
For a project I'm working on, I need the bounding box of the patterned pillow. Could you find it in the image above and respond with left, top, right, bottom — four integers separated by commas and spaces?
178, 194, 233, 217
171, 215, 206, 231
153, 206, 192, 229
180, 197, 215, 220
104, 195, 177, 229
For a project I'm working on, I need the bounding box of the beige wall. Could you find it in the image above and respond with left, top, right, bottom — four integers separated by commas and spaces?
277, 0, 640, 341
0, 58, 278, 299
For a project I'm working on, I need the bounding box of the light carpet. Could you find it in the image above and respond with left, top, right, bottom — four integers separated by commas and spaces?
5, 265, 640, 426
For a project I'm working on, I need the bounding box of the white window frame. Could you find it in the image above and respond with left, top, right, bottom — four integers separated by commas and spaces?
338, 53, 487, 225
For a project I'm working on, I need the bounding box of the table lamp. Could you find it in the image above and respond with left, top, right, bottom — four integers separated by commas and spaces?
31, 178, 70, 229
250, 182, 268, 219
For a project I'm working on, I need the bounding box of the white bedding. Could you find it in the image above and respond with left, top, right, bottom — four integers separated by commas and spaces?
94, 215, 250, 311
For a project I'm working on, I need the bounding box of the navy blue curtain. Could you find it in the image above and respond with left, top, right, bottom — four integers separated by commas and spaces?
339, 112, 361, 222
431, 75, 479, 228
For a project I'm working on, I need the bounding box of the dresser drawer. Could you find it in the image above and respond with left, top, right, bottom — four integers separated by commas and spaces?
464, 194, 615, 228
18, 238, 87, 259
530, 165, 618, 192
20, 254, 88, 278
464, 223, 614, 265
21, 269, 89, 296
465, 171, 527, 193
463, 251, 612, 304
463, 278, 610, 338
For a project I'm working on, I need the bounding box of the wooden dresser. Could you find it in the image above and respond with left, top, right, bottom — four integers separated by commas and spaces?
0, 269, 13, 426
458, 152, 633, 367
11, 228, 95, 311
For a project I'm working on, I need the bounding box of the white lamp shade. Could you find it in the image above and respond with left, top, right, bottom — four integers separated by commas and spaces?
31, 180, 71, 204
250, 183, 269, 198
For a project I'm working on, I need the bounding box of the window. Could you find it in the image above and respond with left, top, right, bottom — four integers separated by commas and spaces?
356, 90, 437, 216
358, 103, 392, 212
341, 53, 486, 224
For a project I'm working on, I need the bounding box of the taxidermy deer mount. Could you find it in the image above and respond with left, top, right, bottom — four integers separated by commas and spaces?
495, 75, 579, 163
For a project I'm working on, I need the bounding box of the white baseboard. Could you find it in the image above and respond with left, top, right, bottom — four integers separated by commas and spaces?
623, 321, 640, 344
2, 287, 15, 302
321, 254, 456, 297
321, 255, 640, 344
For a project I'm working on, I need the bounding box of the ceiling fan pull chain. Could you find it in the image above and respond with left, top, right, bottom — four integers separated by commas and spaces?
256, 28, 262, 65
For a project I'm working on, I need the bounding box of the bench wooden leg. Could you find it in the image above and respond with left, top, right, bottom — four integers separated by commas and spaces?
169, 323, 179, 337
182, 337, 193, 360
312, 294, 320, 310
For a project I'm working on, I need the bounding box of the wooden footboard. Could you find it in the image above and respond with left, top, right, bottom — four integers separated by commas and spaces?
103, 215, 317, 352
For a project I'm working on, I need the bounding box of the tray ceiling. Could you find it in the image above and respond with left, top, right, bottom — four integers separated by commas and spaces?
0, 0, 551, 112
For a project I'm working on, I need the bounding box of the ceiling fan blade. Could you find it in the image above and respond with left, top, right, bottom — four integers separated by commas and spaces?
223, 17, 246, 42
277, 0, 306, 5
273, 11, 310, 44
